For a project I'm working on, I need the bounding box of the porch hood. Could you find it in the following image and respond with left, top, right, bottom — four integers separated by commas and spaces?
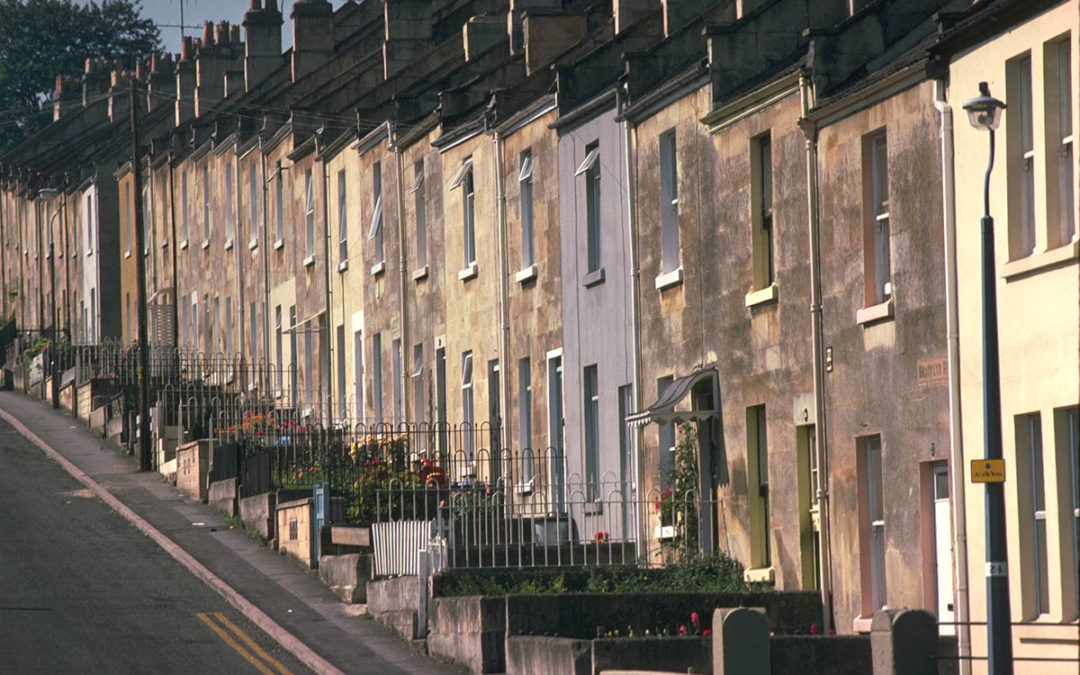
625, 368, 719, 428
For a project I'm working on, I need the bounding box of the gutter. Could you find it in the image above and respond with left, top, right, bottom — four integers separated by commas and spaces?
318, 135, 333, 422
391, 124, 411, 425
618, 82, 645, 558
492, 124, 511, 487
169, 155, 182, 343
799, 74, 834, 634
260, 148, 273, 393
934, 78, 972, 675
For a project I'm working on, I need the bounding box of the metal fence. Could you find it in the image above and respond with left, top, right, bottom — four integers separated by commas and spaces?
14, 338, 722, 571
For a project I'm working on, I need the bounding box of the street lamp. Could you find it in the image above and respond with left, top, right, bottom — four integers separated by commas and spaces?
38, 187, 63, 409
962, 82, 1012, 675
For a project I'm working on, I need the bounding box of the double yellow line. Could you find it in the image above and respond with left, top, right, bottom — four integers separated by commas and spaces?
197, 612, 293, 675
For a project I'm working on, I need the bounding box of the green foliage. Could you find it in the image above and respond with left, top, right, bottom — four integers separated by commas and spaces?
0, 0, 160, 153
439, 551, 750, 597
660, 423, 701, 563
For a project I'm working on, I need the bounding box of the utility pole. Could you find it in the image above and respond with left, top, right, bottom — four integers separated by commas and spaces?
130, 79, 152, 472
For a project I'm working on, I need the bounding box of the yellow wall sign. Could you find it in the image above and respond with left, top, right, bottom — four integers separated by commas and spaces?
971, 459, 1006, 483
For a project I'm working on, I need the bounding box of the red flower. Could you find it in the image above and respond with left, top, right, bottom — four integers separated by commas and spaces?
703, 629, 712, 636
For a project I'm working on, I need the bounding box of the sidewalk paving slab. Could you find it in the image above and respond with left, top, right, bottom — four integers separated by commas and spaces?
0, 391, 462, 675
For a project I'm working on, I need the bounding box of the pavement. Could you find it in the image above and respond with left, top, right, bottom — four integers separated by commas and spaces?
0, 390, 461, 675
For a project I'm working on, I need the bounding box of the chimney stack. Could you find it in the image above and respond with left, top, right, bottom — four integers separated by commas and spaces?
53, 74, 81, 121
176, 37, 196, 125
108, 67, 132, 122
383, 0, 432, 79
613, 0, 657, 35
507, 0, 558, 54
463, 15, 505, 62
82, 58, 109, 107
291, 0, 333, 83
244, 0, 283, 92
148, 52, 176, 114
662, 0, 710, 36
523, 10, 587, 76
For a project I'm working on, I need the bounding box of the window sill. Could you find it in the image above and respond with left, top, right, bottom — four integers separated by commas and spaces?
337, 260, 349, 273
412, 264, 429, 281
71, 250, 78, 258
303, 254, 316, 268
856, 297, 894, 326
161, 240, 168, 250
515, 264, 538, 284
742, 566, 775, 584
583, 267, 605, 288
458, 262, 478, 281
224, 238, 234, 251
201, 240, 210, 251
124, 250, 131, 259
514, 479, 535, 496
248, 238, 258, 251
1002, 239, 1079, 280
744, 283, 778, 308
273, 239, 284, 251
655, 266, 684, 291
371, 260, 386, 277
179, 240, 188, 251
653, 525, 676, 541
852, 616, 875, 634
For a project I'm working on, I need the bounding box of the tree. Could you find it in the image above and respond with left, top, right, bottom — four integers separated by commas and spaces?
0, 0, 160, 154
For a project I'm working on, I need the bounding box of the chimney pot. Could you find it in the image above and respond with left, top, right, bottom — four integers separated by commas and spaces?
202, 21, 214, 45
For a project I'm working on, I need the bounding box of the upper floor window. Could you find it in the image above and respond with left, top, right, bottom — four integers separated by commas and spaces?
660, 129, 680, 274
412, 160, 427, 268
368, 161, 384, 265
202, 165, 211, 243
124, 182, 132, 254
449, 157, 475, 267
275, 164, 284, 244
224, 162, 234, 243
751, 132, 774, 290
180, 172, 189, 243
248, 164, 258, 246
1047, 37, 1075, 247
864, 130, 891, 306
337, 169, 347, 265
577, 142, 601, 273
520, 149, 535, 269
1008, 53, 1037, 258
304, 169, 315, 259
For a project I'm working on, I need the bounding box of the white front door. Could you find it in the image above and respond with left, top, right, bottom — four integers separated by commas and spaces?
932, 465, 955, 636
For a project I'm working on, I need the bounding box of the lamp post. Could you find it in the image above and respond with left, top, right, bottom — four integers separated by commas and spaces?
38, 188, 63, 409
962, 82, 1012, 675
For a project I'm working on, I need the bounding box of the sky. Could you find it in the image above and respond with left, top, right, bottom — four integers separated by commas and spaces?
134, 0, 352, 56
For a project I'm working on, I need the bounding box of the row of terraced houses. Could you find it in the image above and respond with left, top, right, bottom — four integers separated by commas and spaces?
1, 0, 1077, 670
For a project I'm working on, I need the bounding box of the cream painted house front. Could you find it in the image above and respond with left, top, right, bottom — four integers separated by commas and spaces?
947, 1, 1079, 671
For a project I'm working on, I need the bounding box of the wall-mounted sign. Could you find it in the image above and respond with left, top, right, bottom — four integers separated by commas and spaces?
971, 458, 1006, 483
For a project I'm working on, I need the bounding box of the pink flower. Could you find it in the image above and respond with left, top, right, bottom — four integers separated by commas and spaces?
690, 612, 700, 628
810, 623, 819, 635
678, 625, 687, 636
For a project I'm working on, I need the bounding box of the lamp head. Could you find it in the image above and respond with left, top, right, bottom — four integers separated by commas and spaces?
962, 81, 1006, 131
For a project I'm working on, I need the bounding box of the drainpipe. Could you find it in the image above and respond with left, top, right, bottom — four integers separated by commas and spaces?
318, 134, 333, 423
233, 147, 244, 374
392, 123, 411, 424
799, 74, 834, 634
167, 155, 179, 347
934, 78, 972, 675
261, 150, 273, 390
619, 82, 645, 557
493, 125, 511, 482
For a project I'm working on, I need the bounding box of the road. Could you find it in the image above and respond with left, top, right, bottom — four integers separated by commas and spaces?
0, 419, 311, 675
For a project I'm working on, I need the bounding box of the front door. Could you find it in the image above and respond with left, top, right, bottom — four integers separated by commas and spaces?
932, 464, 955, 636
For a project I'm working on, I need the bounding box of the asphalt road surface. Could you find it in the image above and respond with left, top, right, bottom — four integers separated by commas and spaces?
0, 420, 311, 675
